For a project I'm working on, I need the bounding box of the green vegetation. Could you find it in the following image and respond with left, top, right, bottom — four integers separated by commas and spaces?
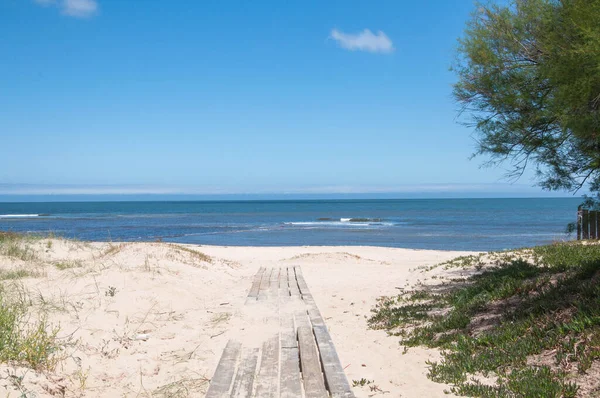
102, 243, 125, 257
0, 232, 38, 262
454, 0, 600, 194
54, 260, 83, 270
152, 377, 210, 397
167, 243, 213, 263
369, 242, 600, 397
0, 232, 61, 370
0, 268, 38, 280
352, 378, 373, 387
0, 285, 59, 370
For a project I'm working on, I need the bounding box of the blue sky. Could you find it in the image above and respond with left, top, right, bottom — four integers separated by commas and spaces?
0, 0, 569, 197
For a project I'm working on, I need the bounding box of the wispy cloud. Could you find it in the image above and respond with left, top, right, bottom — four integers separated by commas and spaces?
0, 183, 573, 198
330, 29, 394, 54
34, 0, 98, 18
62, 0, 98, 17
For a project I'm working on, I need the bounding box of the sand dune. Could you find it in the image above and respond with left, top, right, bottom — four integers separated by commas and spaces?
0, 238, 475, 397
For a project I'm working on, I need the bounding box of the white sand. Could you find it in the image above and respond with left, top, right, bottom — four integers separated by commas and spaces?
0, 239, 475, 397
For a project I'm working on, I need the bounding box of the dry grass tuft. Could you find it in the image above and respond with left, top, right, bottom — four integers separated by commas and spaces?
152, 377, 210, 397
166, 244, 213, 264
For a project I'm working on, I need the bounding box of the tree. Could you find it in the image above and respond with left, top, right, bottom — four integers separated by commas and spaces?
454, 0, 600, 194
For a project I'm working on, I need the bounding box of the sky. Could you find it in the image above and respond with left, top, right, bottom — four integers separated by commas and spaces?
0, 0, 573, 198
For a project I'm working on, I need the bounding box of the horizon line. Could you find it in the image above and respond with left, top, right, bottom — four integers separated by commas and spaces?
0, 192, 581, 204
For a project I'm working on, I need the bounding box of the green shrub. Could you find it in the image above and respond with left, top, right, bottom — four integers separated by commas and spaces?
0, 286, 59, 370
369, 242, 600, 396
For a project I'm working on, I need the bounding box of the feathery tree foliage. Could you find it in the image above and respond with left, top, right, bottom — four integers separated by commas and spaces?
454, 0, 600, 194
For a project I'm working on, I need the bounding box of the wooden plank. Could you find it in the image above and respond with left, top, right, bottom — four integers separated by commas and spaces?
254, 335, 279, 397
247, 267, 265, 300
297, 326, 327, 398
206, 340, 242, 397
591, 211, 598, 240
289, 268, 301, 298
230, 348, 259, 398
280, 314, 297, 349
583, 209, 590, 239
279, 268, 290, 300
293, 266, 354, 397
268, 268, 280, 297
313, 326, 355, 398
258, 268, 272, 300
270, 267, 279, 282
308, 308, 325, 328
302, 293, 316, 308
294, 267, 310, 295
280, 347, 302, 398
295, 310, 310, 330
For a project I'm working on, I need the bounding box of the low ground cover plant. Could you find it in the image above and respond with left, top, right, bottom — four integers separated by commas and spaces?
369, 242, 600, 397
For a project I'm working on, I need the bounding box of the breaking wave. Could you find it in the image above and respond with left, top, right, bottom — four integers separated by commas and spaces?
0, 214, 44, 218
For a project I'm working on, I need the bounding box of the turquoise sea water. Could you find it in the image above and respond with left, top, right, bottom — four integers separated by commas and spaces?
0, 198, 581, 251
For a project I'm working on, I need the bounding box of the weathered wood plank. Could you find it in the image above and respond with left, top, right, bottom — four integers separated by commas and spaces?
279, 268, 290, 300
230, 348, 259, 398
289, 267, 301, 298
297, 326, 327, 398
294, 266, 311, 295
280, 347, 302, 398
313, 325, 355, 397
247, 267, 265, 300
268, 268, 280, 296
206, 340, 242, 397
296, 265, 354, 397
254, 335, 280, 397
270, 267, 279, 282
295, 310, 310, 330
258, 268, 272, 300
280, 314, 297, 349
308, 308, 325, 328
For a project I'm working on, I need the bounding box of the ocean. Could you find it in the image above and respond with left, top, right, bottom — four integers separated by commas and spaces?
0, 198, 582, 251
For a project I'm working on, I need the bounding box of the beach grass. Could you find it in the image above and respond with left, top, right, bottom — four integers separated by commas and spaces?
0, 232, 38, 262
0, 285, 60, 370
0, 233, 61, 370
369, 241, 600, 397
54, 260, 83, 270
166, 243, 213, 264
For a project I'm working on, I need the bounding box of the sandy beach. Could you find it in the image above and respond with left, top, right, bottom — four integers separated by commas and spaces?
0, 238, 476, 397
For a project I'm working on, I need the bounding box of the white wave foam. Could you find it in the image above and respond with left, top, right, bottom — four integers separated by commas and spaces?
0, 214, 40, 218
340, 218, 351, 222
285, 221, 396, 228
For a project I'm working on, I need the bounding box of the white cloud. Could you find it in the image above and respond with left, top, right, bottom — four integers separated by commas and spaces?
330, 28, 394, 54
62, 0, 98, 18
33, 0, 98, 18
0, 183, 573, 197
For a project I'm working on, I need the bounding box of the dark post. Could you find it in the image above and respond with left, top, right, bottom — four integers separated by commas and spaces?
591, 211, 597, 239
577, 206, 582, 240
582, 209, 590, 239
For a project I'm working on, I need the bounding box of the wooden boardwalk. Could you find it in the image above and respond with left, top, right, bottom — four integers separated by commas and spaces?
206, 267, 355, 398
